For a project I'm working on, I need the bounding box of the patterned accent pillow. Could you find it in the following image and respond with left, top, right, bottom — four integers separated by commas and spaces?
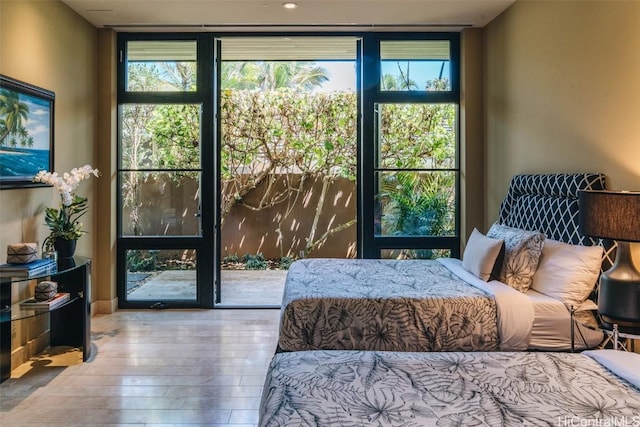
487, 222, 546, 292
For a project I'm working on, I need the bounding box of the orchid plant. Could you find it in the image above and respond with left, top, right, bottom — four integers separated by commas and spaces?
34, 165, 100, 250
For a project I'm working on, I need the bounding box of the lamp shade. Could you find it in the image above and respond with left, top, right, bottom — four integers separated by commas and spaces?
579, 190, 640, 242
579, 189, 640, 334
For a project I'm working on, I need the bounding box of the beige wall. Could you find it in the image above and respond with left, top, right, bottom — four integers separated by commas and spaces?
461, 28, 485, 242
0, 0, 98, 261
485, 1, 640, 220
95, 29, 118, 312
0, 1, 99, 363
484, 0, 640, 263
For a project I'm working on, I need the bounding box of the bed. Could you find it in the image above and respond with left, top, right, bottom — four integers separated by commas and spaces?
277, 173, 613, 353
259, 349, 640, 426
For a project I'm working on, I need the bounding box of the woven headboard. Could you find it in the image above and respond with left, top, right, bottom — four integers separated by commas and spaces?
498, 173, 616, 297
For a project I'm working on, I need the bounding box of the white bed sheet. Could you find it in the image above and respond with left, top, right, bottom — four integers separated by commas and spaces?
442, 258, 603, 351
439, 258, 534, 351
525, 287, 604, 350
585, 349, 640, 389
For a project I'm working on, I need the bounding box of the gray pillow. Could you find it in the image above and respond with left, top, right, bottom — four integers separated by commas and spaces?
487, 222, 545, 292
462, 228, 505, 281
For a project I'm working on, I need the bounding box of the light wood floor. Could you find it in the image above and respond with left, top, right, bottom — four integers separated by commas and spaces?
0, 309, 281, 426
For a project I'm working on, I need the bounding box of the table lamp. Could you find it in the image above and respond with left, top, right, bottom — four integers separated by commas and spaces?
579, 190, 640, 334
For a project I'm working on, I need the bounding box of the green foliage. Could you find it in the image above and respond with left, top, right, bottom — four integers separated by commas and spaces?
127, 250, 158, 272
0, 88, 32, 147
220, 88, 357, 181
219, 88, 359, 256
148, 104, 201, 169
127, 62, 196, 92
379, 172, 453, 237
221, 62, 329, 90
379, 102, 456, 170
279, 256, 294, 270
222, 254, 241, 264
43, 195, 89, 242
242, 253, 268, 270
386, 248, 438, 260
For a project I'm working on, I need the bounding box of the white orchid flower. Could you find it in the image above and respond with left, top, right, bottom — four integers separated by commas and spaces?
32, 165, 100, 241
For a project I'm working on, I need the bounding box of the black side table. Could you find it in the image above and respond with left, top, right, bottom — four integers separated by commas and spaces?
0, 256, 91, 383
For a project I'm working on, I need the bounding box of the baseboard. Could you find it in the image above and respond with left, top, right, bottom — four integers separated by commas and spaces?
93, 297, 118, 314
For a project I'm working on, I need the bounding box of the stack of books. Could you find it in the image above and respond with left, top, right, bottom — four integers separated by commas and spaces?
0, 259, 58, 279
20, 292, 70, 310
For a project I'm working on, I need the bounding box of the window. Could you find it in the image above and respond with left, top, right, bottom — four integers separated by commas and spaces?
120, 103, 202, 237
374, 103, 457, 239
363, 34, 460, 259
118, 36, 208, 308
116, 33, 460, 308
380, 248, 451, 260
125, 40, 197, 92
380, 40, 452, 92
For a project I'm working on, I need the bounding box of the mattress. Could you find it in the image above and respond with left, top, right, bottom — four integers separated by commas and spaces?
526, 288, 604, 350
259, 350, 640, 426
278, 258, 500, 352
277, 258, 536, 353
279, 257, 600, 353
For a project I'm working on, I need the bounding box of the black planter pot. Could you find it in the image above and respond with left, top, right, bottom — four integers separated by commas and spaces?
53, 238, 77, 259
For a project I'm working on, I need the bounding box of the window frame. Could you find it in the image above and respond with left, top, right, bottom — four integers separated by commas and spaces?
360, 33, 460, 259
116, 34, 215, 309
115, 31, 461, 309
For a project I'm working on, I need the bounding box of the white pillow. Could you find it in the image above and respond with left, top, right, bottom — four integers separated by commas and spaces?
531, 239, 603, 307
462, 228, 505, 281
487, 222, 546, 293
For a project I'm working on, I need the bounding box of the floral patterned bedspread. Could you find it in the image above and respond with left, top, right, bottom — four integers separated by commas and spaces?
259, 350, 640, 426
278, 258, 500, 352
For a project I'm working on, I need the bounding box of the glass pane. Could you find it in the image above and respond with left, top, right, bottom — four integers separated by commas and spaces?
380, 248, 451, 260
376, 103, 456, 169
380, 40, 451, 91
121, 104, 201, 170
375, 171, 456, 237
120, 171, 201, 237
125, 249, 196, 301
126, 40, 197, 91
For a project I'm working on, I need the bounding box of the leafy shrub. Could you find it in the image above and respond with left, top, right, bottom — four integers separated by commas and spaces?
279, 256, 294, 270
222, 254, 241, 264
127, 250, 158, 272
243, 252, 268, 270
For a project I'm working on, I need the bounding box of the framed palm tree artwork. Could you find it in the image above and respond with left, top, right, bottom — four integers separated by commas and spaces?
0, 75, 54, 189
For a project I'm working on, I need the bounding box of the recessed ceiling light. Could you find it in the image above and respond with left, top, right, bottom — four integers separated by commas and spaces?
283, 2, 298, 9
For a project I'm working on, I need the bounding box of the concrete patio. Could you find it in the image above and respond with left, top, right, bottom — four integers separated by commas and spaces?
126, 269, 287, 306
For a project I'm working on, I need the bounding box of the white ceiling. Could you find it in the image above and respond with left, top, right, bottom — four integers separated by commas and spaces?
62, 0, 515, 32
